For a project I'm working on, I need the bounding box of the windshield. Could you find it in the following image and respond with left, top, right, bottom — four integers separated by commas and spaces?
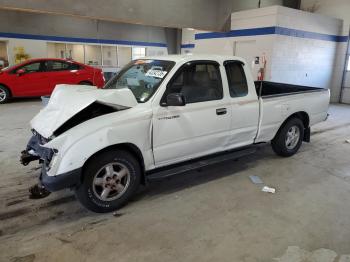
104, 59, 175, 103
1, 61, 24, 72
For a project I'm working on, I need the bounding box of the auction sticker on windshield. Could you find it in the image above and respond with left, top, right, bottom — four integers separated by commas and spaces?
145, 69, 167, 78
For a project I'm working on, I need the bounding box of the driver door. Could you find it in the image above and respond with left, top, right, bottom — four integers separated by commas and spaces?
152, 61, 232, 167
10, 61, 48, 96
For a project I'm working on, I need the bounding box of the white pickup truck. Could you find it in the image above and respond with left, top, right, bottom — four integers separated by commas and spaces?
21, 55, 329, 212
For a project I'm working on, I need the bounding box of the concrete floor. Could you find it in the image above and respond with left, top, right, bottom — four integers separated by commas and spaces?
1, 100, 350, 262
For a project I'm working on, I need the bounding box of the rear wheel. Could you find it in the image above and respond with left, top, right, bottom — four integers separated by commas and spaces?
271, 118, 304, 157
0, 85, 10, 104
75, 150, 141, 213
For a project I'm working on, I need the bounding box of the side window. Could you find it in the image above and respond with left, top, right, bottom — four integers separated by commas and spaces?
225, 62, 248, 98
46, 61, 79, 71
19, 62, 42, 73
68, 63, 81, 70
167, 62, 223, 104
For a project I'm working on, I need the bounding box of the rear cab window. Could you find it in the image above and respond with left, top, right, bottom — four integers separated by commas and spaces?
224, 61, 248, 98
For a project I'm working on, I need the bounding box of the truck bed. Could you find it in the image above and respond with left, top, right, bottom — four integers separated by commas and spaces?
254, 80, 329, 144
254, 81, 326, 98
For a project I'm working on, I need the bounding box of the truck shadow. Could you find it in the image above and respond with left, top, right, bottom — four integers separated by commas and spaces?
0, 144, 278, 237
132, 144, 276, 202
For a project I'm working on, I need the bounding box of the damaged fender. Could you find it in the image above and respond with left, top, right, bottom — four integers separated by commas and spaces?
42, 106, 154, 180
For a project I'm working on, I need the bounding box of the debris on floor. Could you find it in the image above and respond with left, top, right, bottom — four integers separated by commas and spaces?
113, 211, 124, 217
345, 139, 350, 144
29, 184, 51, 199
249, 175, 264, 184
262, 186, 276, 194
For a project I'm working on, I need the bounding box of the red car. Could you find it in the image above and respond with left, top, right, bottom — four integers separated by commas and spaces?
0, 58, 105, 103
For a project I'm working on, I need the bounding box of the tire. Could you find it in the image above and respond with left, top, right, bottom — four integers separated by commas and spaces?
75, 150, 141, 213
271, 118, 304, 157
0, 85, 11, 104
79, 81, 93, 85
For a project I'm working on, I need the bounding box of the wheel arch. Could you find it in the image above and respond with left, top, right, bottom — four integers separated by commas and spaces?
273, 111, 310, 141
0, 83, 12, 97
81, 143, 146, 185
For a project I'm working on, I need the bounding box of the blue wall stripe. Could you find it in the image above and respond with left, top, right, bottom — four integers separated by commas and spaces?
195, 27, 276, 40
0, 32, 168, 47
181, 44, 195, 48
275, 27, 348, 43
194, 26, 349, 43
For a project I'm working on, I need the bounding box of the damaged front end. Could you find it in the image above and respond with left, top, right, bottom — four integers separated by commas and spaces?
21, 85, 138, 196
20, 130, 54, 166
20, 130, 55, 198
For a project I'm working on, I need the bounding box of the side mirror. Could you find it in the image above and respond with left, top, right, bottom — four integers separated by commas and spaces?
16, 69, 25, 76
165, 93, 186, 106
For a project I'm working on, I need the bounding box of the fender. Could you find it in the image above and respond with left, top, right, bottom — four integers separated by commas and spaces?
43, 106, 154, 176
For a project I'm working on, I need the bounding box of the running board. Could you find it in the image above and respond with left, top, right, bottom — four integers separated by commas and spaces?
146, 147, 257, 181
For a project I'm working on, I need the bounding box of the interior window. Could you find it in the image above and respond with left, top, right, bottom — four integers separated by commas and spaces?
20, 62, 42, 73
225, 62, 248, 97
167, 62, 223, 104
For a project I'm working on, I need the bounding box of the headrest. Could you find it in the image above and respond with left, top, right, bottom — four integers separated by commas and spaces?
193, 71, 210, 86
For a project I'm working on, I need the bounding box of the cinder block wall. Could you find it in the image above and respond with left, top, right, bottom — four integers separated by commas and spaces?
271, 6, 344, 102
182, 6, 347, 103
301, 0, 350, 103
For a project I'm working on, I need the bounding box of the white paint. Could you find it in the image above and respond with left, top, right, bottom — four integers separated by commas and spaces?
31, 84, 138, 138
30, 55, 329, 179
234, 40, 259, 78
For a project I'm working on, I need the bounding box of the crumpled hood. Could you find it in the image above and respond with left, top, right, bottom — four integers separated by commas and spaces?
31, 84, 138, 138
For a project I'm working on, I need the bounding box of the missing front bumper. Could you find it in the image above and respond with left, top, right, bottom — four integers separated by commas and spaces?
40, 165, 82, 192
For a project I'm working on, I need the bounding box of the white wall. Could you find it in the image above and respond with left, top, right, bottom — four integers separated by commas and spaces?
272, 6, 342, 98
1, 38, 47, 64
270, 35, 337, 89
301, 0, 350, 34
182, 6, 346, 102
301, 0, 350, 103
146, 47, 167, 56
0, 41, 7, 58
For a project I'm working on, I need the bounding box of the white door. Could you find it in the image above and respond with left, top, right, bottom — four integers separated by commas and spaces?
223, 60, 259, 148
234, 40, 259, 81
152, 61, 232, 167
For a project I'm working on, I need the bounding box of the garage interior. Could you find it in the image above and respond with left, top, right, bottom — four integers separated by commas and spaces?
1, 0, 350, 261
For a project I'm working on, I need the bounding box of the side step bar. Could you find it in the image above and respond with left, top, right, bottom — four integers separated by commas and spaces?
146, 147, 257, 181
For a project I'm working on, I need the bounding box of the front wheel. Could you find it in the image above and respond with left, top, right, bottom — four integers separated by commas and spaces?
271, 118, 304, 157
0, 85, 11, 104
75, 150, 141, 213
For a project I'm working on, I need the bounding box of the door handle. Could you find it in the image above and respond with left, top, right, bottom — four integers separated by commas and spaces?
216, 108, 227, 115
